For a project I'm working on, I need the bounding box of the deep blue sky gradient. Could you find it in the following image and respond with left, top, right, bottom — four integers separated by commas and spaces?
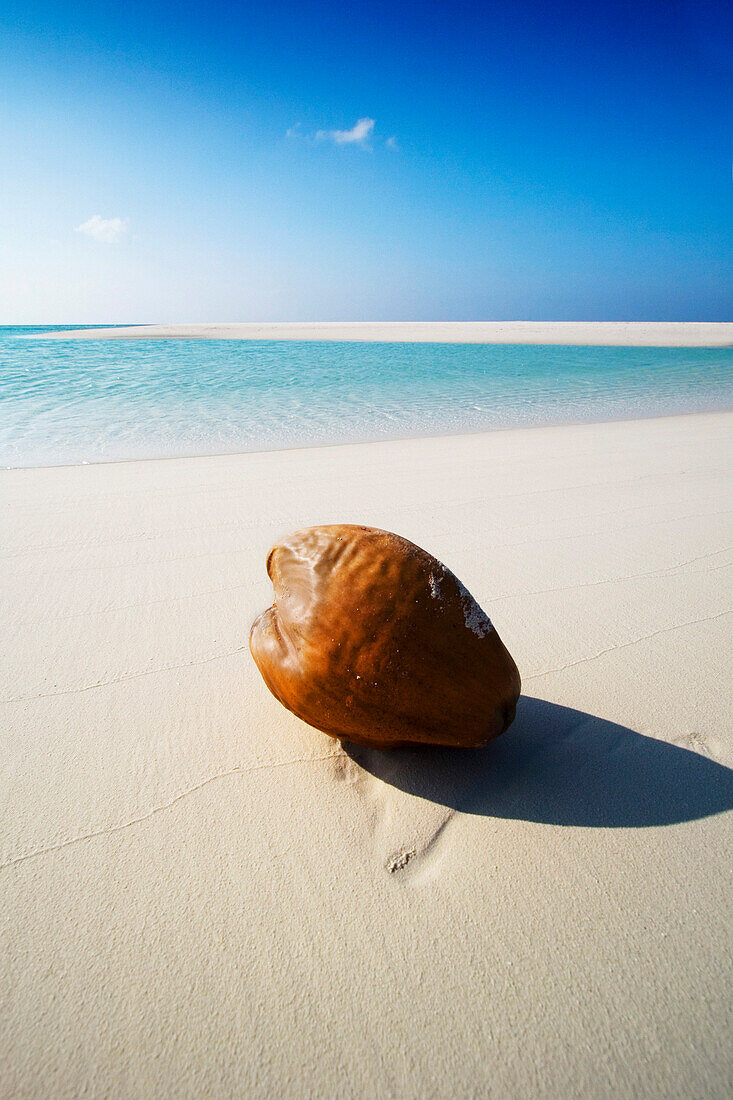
1, 0, 730, 320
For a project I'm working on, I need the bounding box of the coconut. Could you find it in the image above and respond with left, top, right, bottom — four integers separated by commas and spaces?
250, 525, 521, 749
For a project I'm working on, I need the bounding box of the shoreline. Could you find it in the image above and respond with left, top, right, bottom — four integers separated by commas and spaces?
5, 405, 732, 473
25, 320, 733, 345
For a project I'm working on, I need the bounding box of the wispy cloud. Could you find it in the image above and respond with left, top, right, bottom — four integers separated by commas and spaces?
75, 215, 128, 243
287, 117, 398, 152
315, 117, 375, 147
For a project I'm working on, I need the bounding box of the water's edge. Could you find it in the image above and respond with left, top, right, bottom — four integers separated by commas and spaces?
2, 330, 732, 468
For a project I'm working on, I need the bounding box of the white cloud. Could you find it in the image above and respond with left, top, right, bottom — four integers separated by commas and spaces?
316, 117, 375, 147
286, 123, 301, 138
75, 215, 128, 243
385, 135, 399, 151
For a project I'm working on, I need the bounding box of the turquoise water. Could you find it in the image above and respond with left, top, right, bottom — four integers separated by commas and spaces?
1, 326, 731, 467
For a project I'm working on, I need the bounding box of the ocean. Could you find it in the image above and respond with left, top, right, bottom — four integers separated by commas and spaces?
1, 326, 731, 468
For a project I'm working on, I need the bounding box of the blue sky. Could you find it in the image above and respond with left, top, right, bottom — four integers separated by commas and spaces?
1, 0, 730, 321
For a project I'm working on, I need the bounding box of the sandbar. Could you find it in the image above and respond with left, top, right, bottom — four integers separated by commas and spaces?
30, 320, 733, 345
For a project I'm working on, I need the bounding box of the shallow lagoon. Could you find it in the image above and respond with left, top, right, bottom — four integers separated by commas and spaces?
2, 327, 732, 466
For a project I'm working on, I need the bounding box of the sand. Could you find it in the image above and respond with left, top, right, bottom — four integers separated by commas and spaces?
2, 412, 732, 1098
30, 320, 733, 345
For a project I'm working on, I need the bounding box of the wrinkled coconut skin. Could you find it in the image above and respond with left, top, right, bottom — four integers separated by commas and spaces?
250, 525, 521, 749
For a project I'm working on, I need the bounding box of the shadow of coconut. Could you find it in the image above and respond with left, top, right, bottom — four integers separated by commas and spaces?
343, 696, 733, 828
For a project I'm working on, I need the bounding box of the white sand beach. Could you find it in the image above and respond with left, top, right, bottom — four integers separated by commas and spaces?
2, 411, 732, 1098
32, 321, 733, 345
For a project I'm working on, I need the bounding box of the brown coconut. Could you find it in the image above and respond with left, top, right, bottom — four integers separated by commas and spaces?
249, 525, 521, 749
